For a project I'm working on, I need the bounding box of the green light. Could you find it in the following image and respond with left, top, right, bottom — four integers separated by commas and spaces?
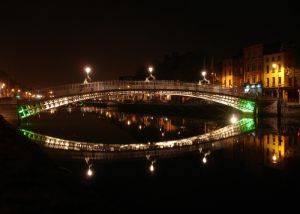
238, 118, 255, 132
238, 99, 256, 113
16, 95, 20, 99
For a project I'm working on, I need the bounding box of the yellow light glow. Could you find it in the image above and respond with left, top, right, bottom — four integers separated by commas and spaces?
272, 63, 277, 69
127, 120, 131, 126
272, 154, 277, 162
148, 66, 154, 73
84, 66, 91, 74
139, 125, 142, 130
201, 71, 207, 77
17, 89, 21, 93
202, 157, 207, 164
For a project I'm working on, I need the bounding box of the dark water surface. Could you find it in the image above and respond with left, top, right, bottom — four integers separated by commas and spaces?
20, 106, 300, 206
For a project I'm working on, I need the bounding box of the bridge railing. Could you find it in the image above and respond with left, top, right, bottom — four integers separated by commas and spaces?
30, 80, 247, 101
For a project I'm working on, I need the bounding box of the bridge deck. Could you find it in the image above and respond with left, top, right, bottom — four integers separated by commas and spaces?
18, 81, 256, 119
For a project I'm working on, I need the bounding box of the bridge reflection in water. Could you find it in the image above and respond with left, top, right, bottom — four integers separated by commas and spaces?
20, 118, 255, 161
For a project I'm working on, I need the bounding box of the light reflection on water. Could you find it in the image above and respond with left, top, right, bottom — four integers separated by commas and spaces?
21, 106, 228, 144
16, 105, 300, 203
20, 106, 300, 178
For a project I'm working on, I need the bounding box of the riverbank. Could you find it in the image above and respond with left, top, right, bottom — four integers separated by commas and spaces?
0, 116, 112, 213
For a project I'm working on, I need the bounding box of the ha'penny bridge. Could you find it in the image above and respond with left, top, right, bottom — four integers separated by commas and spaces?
17, 81, 256, 160
18, 80, 256, 119
21, 118, 255, 160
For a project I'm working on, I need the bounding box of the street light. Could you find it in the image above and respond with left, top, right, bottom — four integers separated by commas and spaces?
199, 70, 210, 85
148, 66, 153, 74
83, 66, 92, 84
145, 66, 156, 82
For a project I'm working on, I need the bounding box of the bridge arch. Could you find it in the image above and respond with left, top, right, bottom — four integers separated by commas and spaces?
18, 81, 256, 119
21, 118, 255, 160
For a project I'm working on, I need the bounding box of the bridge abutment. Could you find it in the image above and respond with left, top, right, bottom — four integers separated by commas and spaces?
256, 99, 280, 117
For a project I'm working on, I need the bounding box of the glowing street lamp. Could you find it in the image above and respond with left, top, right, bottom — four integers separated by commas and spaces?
148, 66, 153, 74
83, 66, 92, 84
199, 70, 210, 85
145, 66, 156, 82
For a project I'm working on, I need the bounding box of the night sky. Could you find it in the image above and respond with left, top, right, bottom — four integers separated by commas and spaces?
1, 1, 299, 88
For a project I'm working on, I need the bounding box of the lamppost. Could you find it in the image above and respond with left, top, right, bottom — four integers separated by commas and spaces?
145, 66, 156, 82
83, 66, 92, 84
199, 70, 210, 85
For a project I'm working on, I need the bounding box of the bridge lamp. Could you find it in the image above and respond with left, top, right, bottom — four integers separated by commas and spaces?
84, 66, 92, 74
148, 66, 154, 74
201, 71, 207, 78
83, 66, 92, 84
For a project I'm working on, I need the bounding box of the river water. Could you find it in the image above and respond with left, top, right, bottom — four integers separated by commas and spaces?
20, 106, 300, 205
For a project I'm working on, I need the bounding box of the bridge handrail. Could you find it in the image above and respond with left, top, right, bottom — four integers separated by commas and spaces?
29, 80, 248, 100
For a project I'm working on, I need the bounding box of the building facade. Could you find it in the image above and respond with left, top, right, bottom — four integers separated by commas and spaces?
263, 43, 300, 100
243, 44, 264, 85
222, 56, 244, 88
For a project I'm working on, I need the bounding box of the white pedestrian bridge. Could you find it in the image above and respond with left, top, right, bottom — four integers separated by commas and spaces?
18, 81, 256, 119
